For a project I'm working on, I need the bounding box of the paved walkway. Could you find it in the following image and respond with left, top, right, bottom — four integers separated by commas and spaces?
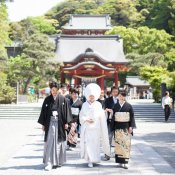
0, 120, 175, 175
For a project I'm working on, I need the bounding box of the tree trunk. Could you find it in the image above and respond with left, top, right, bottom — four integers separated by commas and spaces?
23, 77, 32, 94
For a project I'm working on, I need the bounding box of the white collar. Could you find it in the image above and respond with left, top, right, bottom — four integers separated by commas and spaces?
119, 101, 125, 107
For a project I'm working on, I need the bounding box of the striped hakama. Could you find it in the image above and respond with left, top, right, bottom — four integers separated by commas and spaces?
43, 116, 66, 166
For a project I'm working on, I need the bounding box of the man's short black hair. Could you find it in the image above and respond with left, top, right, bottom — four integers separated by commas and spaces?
71, 88, 79, 95
111, 86, 119, 92
119, 91, 127, 97
49, 81, 59, 89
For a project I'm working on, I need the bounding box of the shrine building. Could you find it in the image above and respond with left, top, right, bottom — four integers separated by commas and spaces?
55, 14, 128, 89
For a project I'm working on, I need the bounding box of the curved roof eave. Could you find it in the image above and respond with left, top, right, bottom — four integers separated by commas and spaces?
64, 61, 116, 71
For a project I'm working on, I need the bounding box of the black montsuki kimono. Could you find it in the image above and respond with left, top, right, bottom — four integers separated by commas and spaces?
112, 101, 136, 164
38, 94, 73, 142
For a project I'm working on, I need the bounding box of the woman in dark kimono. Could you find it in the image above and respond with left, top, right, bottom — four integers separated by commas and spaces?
111, 91, 136, 169
67, 88, 82, 148
38, 81, 73, 171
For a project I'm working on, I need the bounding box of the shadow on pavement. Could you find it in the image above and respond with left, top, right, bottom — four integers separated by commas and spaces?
13, 156, 42, 159
0, 164, 44, 170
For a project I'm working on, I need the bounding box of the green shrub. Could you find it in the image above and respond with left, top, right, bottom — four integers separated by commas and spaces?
0, 72, 16, 104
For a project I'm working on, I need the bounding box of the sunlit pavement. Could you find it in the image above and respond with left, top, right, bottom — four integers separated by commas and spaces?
0, 118, 174, 175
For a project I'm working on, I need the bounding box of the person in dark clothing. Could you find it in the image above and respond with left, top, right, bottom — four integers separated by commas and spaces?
112, 91, 136, 169
104, 86, 119, 160
38, 81, 73, 171
98, 90, 106, 109
67, 88, 83, 148
60, 83, 71, 100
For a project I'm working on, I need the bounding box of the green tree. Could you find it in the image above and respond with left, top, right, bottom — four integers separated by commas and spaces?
45, 0, 104, 29
165, 48, 175, 71
167, 71, 175, 93
139, 66, 168, 102
96, 0, 144, 27
127, 52, 167, 74
7, 55, 60, 95
22, 33, 55, 93
106, 26, 173, 54
7, 55, 32, 86
7, 33, 55, 94
0, 2, 10, 61
9, 18, 37, 42
140, 0, 175, 35
27, 16, 58, 34
0, 72, 16, 104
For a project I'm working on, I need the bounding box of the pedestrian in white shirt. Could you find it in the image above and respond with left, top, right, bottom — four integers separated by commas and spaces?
162, 91, 172, 122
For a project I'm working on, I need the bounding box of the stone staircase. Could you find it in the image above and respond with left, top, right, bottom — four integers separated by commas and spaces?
0, 100, 175, 122
129, 100, 175, 122
0, 105, 41, 119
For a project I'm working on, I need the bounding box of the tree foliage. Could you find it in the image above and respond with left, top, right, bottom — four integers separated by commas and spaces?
126, 52, 167, 74
0, 72, 16, 104
96, 0, 144, 26
45, 0, 105, 29
141, 0, 175, 35
9, 18, 37, 42
7, 33, 55, 94
0, 2, 10, 60
139, 66, 169, 101
106, 26, 173, 54
27, 16, 58, 34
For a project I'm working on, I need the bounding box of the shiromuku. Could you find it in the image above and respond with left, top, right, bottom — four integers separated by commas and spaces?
79, 83, 110, 168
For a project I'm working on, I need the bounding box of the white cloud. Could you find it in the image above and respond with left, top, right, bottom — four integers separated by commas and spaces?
6, 0, 64, 22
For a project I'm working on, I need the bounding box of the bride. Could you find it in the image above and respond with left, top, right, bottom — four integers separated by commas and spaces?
79, 83, 110, 168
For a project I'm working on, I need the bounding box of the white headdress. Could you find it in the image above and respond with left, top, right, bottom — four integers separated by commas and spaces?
84, 83, 101, 101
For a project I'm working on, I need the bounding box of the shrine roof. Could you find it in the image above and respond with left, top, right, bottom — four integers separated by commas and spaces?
55, 35, 127, 63
125, 76, 150, 86
62, 14, 112, 30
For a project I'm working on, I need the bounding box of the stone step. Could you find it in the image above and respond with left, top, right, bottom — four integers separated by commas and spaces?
0, 105, 41, 118
131, 102, 175, 122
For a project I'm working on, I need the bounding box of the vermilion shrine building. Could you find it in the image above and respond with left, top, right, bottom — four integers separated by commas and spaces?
55, 15, 128, 89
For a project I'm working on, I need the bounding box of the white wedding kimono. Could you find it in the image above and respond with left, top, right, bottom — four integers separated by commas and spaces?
80, 101, 110, 163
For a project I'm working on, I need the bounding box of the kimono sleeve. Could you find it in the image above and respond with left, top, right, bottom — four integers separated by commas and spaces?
100, 108, 110, 156
38, 98, 46, 126
79, 103, 89, 125
64, 98, 73, 124
129, 104, 136, 128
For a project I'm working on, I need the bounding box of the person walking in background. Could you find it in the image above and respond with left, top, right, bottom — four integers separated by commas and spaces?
79, 83, 110, 168
162, 91, 172, 122
111, 91, 136, 169
38, 81, 73, 171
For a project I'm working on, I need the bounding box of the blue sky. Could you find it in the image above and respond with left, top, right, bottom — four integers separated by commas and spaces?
6, 0, 64, 22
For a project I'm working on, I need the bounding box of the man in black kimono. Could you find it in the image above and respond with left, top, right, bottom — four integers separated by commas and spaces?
112, 91, 136, 169
104, 86, 119, 160
38, 81, 73, 171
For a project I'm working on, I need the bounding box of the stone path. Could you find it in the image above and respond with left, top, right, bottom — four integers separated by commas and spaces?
0, 120, 175, 175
